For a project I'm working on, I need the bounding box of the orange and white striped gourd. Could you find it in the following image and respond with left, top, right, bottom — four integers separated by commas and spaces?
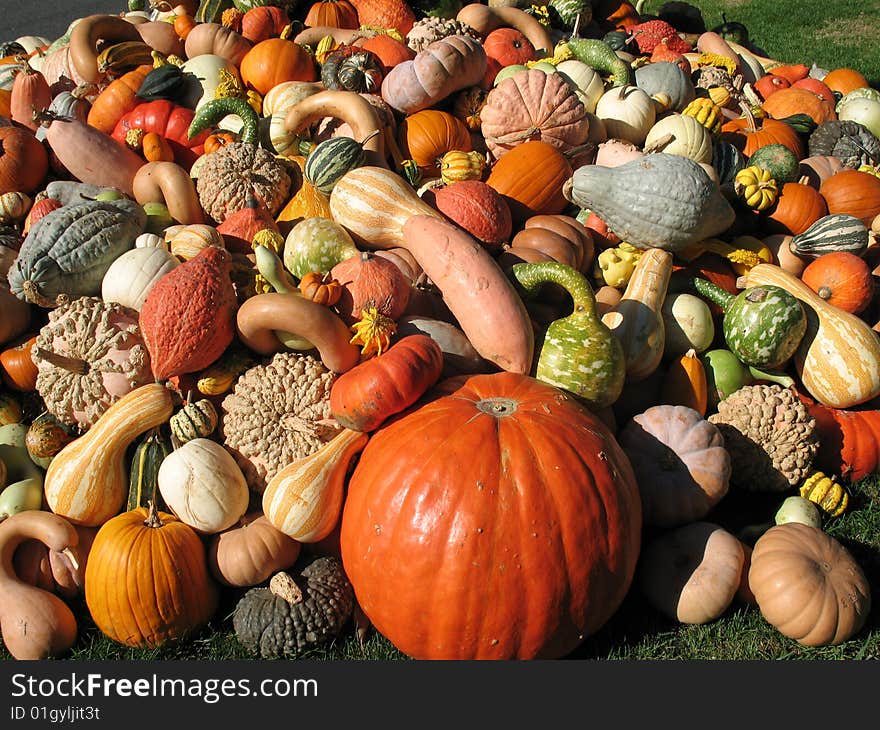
329, 166, 442, 249
262, 428, 369, 542
43, 384, 174, 526
601, 247, 673, 382
745, 263, 880, 408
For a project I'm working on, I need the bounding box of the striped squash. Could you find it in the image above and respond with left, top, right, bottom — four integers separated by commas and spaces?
328, 166, 442, 249
169, 399, 218, 444
262, 428, 369, 542
789, 213, 870, 258
195, 0, 235, 23
95, 41, 154, 78
745, 263, 880, 408
127, 429, 171, 511
304, 135, 373, 195
275, 156, 332, 234
44, 384, 175, 526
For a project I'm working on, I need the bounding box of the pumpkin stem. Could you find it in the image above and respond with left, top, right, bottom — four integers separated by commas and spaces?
739, 101, 758, 134
269, 571, 304, 605
144, 500, 164, 528
643, 133, 676, 154
21, 280, 68, 308
31, 347, 89, 375
817, 285, 832, 300
475, 397, 519, 418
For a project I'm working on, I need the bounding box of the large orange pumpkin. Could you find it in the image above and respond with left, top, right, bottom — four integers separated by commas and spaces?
764, 179, 828, 235
339, 372, 643, 660
304, 0, 359, 29
397, 109, 472, 178
819, 169, 880, 227
84, 505, 218, 648
821, 67, 870, 96
239, 38, 318, 96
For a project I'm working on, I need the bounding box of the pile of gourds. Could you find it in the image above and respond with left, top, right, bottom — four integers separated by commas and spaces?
0, 0, 878, 661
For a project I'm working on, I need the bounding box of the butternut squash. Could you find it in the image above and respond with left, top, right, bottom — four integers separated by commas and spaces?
235, 292, 361, 374
262, 428, 369, 542
68, 14, 143, 84
0, 511, 79, 660
601, 247, 673, 382
284, 90, 387, 168
44, 384, 174, 527
402, 215, 534, 374
744, 263, 880, 408
133, 161, 205, 225
329, 166, 441, 249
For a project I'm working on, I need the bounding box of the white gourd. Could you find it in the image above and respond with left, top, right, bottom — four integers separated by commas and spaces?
595, 85, 656, 147
556, 60, 606, 114
644, 114, 714, 164
100, 246, 180, 312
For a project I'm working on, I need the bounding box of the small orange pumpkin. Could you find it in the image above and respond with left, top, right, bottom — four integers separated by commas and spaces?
800, 251, 874, 315
0, 333, 38, 392
821, 67, 870, 96
761, 87, 837, 125
299, 271, 343, 306
203, 131, 238, 154
765, 178, 828, 236
239, 38, 318, 97
397, 109, 472, 178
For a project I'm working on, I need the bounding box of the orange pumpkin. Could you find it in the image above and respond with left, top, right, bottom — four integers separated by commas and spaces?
800, 252, 875, 315
84, 505, 218, 648
486, 140, 572, 224
791, 77, 835, 104
203, 130, 238, 154
397, 109, 472, 178
819, 169, 880, 227
0, 88, 11, 117
753, 73, 790, 101
304, 0, 359, 29
761, 87, 837, 125
339, 371, 642, 659
720, 109, 804, 159
0, 334, 38, 392
481, 27, 536, 88
354, 34, 415, 74
173, 13, 197, 40
764, 179, 828, 236
329, 251, 412, 325
239, 38, 318, 96
299, 271, 343, 306
821, 67, 870, 96
346, 0, 416, 35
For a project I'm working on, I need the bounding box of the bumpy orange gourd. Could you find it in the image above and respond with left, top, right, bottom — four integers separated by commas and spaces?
85, 504, 218, 648
340, 371, 642, 660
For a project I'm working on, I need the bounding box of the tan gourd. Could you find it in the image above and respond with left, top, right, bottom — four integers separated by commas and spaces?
745, 263, 880, 408
329, 166, 442, 249
0, 511, 79, 659
68, 14, 143, 84
262, 428, 369, 542
132, 162, 205, 226
601, 247, 673, 382
44, 383, 175, 526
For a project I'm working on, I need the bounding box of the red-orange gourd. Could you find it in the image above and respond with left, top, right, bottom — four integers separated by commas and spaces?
330, 334, 443, 431
800, 252, 874, 314
138, 246, 238, 381
819, 169, 880, 227
0, 125, 48, 194
481, 27, 536, 88
346, 0, 415, 35
0, 334, 38, 391
329, 251, 412, 325
340, 371, 642, 659
720, 111, 804, 159
239, 38, 318, 97
84, 505, 218, 648
431, 180, 512, 249
86, 64, 151, 134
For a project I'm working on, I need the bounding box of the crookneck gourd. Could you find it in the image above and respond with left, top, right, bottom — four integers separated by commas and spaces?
32, 296, 154, 430
8, 198, 147, 307
564, 153, 736, 252
692, 277, 807, 371
233, 556, 354, 659
510, 261, 625, 410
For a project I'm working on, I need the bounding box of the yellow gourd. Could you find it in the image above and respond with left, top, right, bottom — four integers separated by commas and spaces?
439, 150, 486, 185
799, 471, 849, 518
681, 97, 724, 136
594, 242, 642, 288
735, 166, 779, 211
43, 384, 174, 526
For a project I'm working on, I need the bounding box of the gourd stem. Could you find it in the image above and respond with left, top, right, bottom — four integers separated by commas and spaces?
21, 280, 67, 308
691, 276, 735, 312
31, 347, 88, 375
510, 261, 597, 321
144, 501, 164, 528
270, 571, 303, 605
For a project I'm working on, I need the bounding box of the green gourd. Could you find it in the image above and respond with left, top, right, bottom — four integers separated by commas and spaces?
692, 278, 807, 370
126, 428, 171, 512
304, 132, 380, 196
510, 261, 625, 410
253, 244, 317, 352
188, 97, 260, 146
563, 38, 632, 87
789, 214, 869, 258
7, 199, 146, 308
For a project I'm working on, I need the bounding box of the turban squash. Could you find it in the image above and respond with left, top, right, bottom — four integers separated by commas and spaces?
340, 371, 642, 660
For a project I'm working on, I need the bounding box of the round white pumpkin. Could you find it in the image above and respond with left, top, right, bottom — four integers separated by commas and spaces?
556, 60, 606, 114
644, 113, 714, 164
100, 246, 180, 312
158, 438, 250, 534
594, 85, 656, 147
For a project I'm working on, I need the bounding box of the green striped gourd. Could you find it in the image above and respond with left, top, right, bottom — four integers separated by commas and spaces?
692, 277, 807, 370
510, 261, 625, 410
304, 132, 381, 195
137, 64, 189, 103
127, 428, 171, 511
169, 399, 218, 445
195, 0, 235, 23
713, 141, 748, 187
549, 0, 592, 26
789, 213, 869, 258
7, 199, 147, 308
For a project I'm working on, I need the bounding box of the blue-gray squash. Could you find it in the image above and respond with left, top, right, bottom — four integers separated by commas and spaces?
8, 198, 146, 307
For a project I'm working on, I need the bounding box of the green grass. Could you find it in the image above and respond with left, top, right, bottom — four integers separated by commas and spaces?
3, 472, 877, 662
640, 0, 880, 86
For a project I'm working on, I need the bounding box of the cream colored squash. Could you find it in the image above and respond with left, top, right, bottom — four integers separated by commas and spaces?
644, 114, 714, 164
261, 80, 324, 117
180, 54, 240, 111
168, 224, 225, 261
594, 85, 657, 147
101, 246, 180, 312
157, 438, 250, 535
556, 60, 606, 114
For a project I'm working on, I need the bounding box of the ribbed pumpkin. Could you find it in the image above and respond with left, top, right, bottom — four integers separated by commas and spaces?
431, 180, 512, 250
340, 371, 642, 660
486, 140, 572, 225
397, 109, 472, 178
138, 247, 238, 381
85, 504, 218, 648
111, 99, 209, 170
800, 252, 874, 315
819, 169, 880, 227
480, 68, 589, 159
821, 68, 870, 96
765, 180, 829, 236
329, 251, 412, 325
720, 110, 804, 159
239, 38, 317, 96
304, 0, 359, 29
240, 5, 290, 44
